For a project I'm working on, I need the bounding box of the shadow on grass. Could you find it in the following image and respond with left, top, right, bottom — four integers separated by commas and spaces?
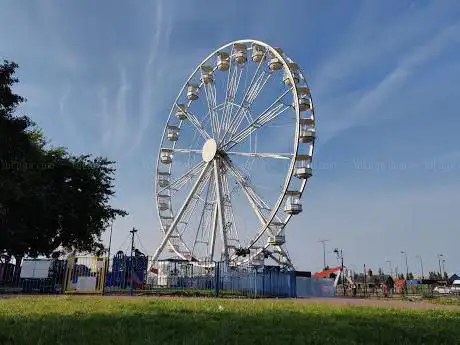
1, 305, 459, 345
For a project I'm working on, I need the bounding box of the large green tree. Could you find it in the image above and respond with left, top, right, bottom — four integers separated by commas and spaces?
0, 60, 127, 268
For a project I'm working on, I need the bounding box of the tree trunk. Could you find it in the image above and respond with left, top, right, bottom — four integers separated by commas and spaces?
12, 255, 23, 285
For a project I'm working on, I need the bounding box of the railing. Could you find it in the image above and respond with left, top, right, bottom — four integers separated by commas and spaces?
0, 261, 65, 294
7, 256, 431, 299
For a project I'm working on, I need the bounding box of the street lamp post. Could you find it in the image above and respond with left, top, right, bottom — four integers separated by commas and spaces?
129, 227, 138, 296
401, 251, 409, 294
386, 260, 393, 277
319, 239, 329, 270
442, 259, 446, 279
415, 255, 424, 279
334, 248, 345, 297
102, 222, 114, 295
437, 254, 444, 277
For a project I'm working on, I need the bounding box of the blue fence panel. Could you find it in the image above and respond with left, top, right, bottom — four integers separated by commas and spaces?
296, 277, 335, 297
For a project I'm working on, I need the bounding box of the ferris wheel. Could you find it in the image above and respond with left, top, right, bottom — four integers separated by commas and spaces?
152, 39, 316, 269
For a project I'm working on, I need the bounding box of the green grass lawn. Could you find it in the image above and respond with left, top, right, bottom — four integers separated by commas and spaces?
1, 296, 460, 345
427, 296, 460, 306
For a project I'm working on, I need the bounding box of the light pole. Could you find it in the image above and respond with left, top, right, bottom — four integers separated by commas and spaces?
333, 248, 345, 296
102, 222, 114, 295
442, 259, 446, 279
400, 251, 409, 278
400, 251, 409, 294
386, 260, 393, 277
319, 239, 329, 270
129, 227, 138, 296
437, 254, 444, 278
415, 255, 424, 279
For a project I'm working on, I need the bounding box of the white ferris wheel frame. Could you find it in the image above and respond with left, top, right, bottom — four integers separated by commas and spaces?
152, 39, 316, 269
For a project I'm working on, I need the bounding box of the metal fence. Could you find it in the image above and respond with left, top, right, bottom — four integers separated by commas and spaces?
296, 276, 336, 298
334, 283, 460, 298
4, 256, 460, 301
1, 255, 338, 298
0, 259, 66, 294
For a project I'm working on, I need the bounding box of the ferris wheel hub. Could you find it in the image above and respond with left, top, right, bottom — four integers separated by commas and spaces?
202, 138, 218, 162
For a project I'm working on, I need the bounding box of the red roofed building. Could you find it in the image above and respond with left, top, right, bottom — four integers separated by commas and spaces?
313, 266, 343, 278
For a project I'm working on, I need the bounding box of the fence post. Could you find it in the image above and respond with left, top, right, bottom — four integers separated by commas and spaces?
254, 269, 257, 298
262, 269, 265, 297
289, 271, 294, 298
102, 257, 107, 296
214, 261, 220, 297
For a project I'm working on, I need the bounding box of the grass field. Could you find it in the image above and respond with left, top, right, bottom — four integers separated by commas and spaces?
1, 296, 460, 345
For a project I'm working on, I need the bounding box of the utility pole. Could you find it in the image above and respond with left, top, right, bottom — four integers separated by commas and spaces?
363, 263, 367, 297
334, 248, 345, 296
415, 255, 424, 279
401, 251, 409, 295
386, 260, 393, 277
318, 239, 329, 270
437, 254, 444, 278
102, 222, 114, 295
107, 222, 114, 261
129, 227, 138, 296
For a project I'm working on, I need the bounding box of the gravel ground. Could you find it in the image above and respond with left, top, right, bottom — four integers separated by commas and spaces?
291, 297, 460, 310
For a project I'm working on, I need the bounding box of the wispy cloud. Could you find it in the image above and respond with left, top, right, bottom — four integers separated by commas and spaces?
3, 0, 460, 271
125, 0, 174, 158
316, 18, 459, 145
104, 65, 131, 154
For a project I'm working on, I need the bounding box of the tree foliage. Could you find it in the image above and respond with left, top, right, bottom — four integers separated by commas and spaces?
0, 60, 127, 262
428, 271, 449, 280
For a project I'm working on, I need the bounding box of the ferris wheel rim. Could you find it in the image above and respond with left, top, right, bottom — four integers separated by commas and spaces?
154, 38, 315, 266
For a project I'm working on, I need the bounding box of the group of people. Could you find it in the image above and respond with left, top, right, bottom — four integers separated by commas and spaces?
349, 283, 390, 297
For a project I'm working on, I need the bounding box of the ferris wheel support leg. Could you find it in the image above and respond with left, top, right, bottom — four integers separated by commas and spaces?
208, 202, 218, 261
152, 162, 211, 262
213, 159, 229, 263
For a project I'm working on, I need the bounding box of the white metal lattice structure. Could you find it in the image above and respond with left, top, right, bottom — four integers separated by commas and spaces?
152, 39, 316, 269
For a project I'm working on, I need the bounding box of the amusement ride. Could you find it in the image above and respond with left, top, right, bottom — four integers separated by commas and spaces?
152, 39, 316, 270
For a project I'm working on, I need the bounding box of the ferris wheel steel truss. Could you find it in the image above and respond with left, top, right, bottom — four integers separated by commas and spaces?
152, 39, 316, 269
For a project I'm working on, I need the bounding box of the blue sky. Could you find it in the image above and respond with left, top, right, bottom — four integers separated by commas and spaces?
2, 0, 460, 274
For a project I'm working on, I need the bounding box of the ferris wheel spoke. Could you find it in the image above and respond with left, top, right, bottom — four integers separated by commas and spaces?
158, 161, 205, 194
223, 156, 289, 248
167, 169, 212, 261
272, 246, 294, 268
178, 169, 211, 240
222, 157, 274, 234
225, 151, 294, 160
177, 170, 212, 258
269, 247, 293, 268
219, 55, 243, 143
202, 81, 219, 138
211, 84, 220, 138
220, 65, 271, 146
170, 148, 202, 154
152, 161, 212, 262
192, 172, 216, 260
179, 106, 211, 140
221, 172, 240, 248
221, 48, 269, 141
222, 88, 293, 150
